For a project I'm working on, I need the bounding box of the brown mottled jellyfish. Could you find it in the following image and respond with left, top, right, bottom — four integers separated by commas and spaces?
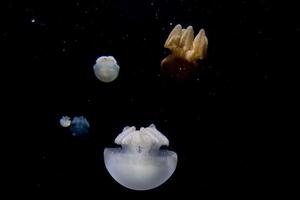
161, 24, 208, 80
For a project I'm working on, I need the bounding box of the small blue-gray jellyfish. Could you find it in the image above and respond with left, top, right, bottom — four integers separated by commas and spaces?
104, 124, 177, 191
93, 56, 120, 82
59, 116, 71, 127
69, 116, 90, 136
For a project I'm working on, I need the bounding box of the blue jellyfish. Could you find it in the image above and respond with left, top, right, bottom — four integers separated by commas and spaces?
93, 56, 120, 82
69, 116, 90, 136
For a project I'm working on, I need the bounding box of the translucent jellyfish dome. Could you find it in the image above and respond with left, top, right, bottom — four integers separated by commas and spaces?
93, 56, 120, 83
104, 124, 177, 191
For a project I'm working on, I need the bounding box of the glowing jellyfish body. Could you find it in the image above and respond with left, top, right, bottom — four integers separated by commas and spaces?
93, 56, 120, 82
59, 116, 71, 127
69, 116, 90, 136
104, 124, 177, 191
161, 24, 208, 80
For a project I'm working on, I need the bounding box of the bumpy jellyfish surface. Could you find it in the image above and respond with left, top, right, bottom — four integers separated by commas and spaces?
93, 56, 120, 83
161, 24, 208, 80
104, 124, 177, 191
59, 116, 71, 127
69, 116, 90, 136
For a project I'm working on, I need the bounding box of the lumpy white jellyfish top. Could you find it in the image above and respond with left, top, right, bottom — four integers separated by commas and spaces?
104, 124, 177, 191
93, 56, 120, 83
59, 116, 71, 127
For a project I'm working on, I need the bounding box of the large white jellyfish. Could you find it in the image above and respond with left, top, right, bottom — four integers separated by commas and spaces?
69, 116, 90, 136
104, 124, 177, 191
93, 56, 120, 82
59, 116, 71, 127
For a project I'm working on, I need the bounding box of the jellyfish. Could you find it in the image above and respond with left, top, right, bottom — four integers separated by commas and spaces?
161, 24, 208, 80
93, 56, 120, 82
104, 124, 177, 191
69, 116, 90, 136
59, 116, 71, 127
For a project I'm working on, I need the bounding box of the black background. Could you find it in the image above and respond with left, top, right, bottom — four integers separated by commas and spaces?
3, 0, 284, 198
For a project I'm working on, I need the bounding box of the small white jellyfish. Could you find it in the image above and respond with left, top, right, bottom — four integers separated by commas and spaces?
104, 124, 177, 191
59, 116, 71, 127
93, 56, 120, 82
69, 116, 90, 136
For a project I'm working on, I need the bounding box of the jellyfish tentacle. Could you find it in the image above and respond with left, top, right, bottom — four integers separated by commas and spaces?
180, 25, 194, 51
140, 127, 161, 147
149, 124, 156, 128
187, 29, 208, 61
144, 126, 169, 146
115, 126, 136, 145
164, 24, 182, 50
122, 126, 131, 131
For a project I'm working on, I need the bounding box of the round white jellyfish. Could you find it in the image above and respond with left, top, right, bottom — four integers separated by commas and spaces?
104, 124, 177, 191
59, 116, 71, 127
93, 56, 120, 82
69, 116, 90, 136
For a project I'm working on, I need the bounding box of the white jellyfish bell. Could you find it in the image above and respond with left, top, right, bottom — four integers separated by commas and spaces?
104, 124, 177, 191
59, 116, 71, 127
93, 56, 120, 83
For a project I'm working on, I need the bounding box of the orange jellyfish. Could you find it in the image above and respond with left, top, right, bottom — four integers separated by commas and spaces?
161, 24, 208, 80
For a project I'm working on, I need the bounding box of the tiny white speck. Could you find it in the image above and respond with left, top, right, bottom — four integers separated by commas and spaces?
31, 19, 35, 23
169, 22, 173, 26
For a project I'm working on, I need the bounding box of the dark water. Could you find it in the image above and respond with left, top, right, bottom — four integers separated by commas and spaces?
3, 0, 283, 198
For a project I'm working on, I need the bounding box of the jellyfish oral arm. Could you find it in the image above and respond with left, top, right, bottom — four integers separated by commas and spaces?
186, 29, 208, 61
115, 125, 168, 154
163, 24, 208, 62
